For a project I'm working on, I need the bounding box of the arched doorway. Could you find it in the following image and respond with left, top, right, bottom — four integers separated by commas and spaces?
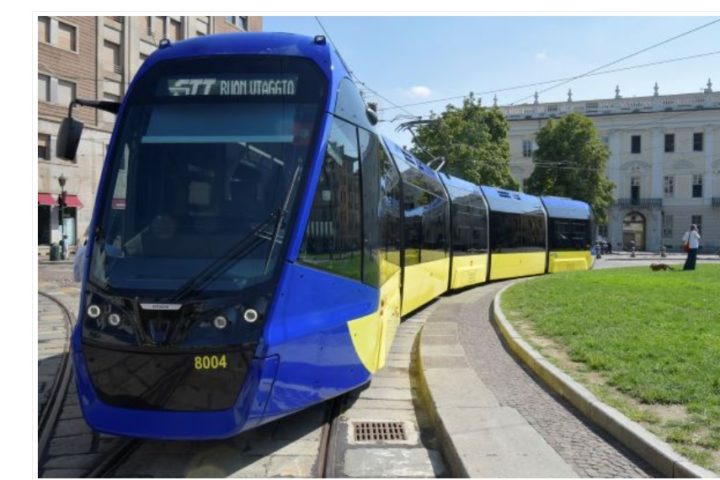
623, 211, 646, 250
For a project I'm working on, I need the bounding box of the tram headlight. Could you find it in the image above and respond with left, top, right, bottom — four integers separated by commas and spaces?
87, 304, 101, 319
243, 309, 258, 323
108, 312, 122, 327
213, 315, 229, 330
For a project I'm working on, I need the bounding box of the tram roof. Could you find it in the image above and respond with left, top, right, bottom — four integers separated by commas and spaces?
137, 32, 345, 84
438, 173, 484, 198
541, 196, 592, 220
382, 137, 442, 180
480, 186, 545, 215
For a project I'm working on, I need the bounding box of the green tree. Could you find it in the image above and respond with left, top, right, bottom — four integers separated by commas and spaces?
526, 112, 614, 224
410, 95, 519, 189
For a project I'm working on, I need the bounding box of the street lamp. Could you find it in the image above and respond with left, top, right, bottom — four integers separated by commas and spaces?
58, 174, 67, 259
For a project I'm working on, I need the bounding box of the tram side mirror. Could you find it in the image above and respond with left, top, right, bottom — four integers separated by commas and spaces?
57, 116, 84, 161
366, 107, 378, 126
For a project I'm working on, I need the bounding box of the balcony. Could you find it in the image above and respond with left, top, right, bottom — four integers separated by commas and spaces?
615, 198, 663, 209
712, 197, 720, 208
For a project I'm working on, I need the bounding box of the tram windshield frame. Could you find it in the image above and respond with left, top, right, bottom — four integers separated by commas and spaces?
88, 55, 328, 299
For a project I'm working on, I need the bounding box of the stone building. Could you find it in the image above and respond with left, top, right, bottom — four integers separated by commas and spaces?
37, 16, 262, 255
499, 83, 720, 252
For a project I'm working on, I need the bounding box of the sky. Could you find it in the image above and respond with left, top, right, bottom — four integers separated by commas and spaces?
264, 16, 720, 146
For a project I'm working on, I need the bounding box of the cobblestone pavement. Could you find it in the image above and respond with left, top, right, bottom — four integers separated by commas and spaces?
439, 281, 657, 477
38, 294, 70, 419
38, 263, 127, 478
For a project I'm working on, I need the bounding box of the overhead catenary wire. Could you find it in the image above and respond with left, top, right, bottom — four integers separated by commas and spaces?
509, 17, 720, 105
379, 50, 720, 113
313, 15, 450, 164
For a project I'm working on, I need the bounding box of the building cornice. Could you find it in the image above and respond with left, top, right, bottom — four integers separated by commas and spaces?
500, 91, 720, 122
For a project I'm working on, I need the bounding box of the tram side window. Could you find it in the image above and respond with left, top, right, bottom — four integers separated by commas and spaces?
378, 144, 402, 284
490, 212, 546, 253
450, 190, 488, 255
549, 218, 591, 250
401, 176, 448, 265
359, 129, 381, 287
299, 117, 362, 281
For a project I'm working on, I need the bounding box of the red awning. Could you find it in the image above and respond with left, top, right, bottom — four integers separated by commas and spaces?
64, 194, 84, 208
38, 193, 55, 206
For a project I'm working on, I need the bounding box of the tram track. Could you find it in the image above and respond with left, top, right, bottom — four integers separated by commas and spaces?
83, 438, 143, 478
38, 291, 74, 466
317, 394, 345, 477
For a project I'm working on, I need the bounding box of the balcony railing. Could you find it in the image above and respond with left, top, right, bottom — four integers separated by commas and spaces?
712, 197, 720, 208
615, 198, 663, 209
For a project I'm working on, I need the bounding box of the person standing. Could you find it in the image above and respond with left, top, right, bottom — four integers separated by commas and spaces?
682, 224, 701, 271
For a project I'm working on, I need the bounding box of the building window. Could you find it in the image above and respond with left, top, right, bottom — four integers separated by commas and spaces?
662, 214, 673, 238
693, 132, 704, 152
102, 40, 121, 73
663, 175, 674, 197
692, 175, 703, 198
38, 205, 51, 245
664, 134, 674, 153
38, 134, 50, 160
153, 16, 166, 39
601, 136, 609, 146
225, 16, 248, 30
38, 74, 50, 102
631, 176, 640, 201
522, 139, 533, 158
168, 18, 183, 41
631, 135, 641, 154
197, 16, 211, 35
57, 20, 77, 52
38, 16, 50, 43
56, 79, 76, 106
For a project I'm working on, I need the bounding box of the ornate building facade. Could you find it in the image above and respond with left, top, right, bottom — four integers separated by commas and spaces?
499, 82, 720, 252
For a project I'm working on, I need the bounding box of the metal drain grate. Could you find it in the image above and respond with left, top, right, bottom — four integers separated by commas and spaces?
353, 421, 407, 442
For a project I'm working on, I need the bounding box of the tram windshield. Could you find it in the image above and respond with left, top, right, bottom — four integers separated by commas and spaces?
89, 56, 327, 297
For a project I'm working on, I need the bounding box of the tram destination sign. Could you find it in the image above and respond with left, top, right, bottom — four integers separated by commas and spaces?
164, 75, 298, 97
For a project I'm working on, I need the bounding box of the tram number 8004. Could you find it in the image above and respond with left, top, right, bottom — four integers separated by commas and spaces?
194, 354, 228, 370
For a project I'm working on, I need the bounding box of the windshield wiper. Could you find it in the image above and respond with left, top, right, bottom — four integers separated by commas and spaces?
170, 211, 280, 303
263, 165, 301, 274
171, 165, 303, 303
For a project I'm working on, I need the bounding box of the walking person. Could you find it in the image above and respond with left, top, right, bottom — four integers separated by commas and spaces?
682, 224, 701, 271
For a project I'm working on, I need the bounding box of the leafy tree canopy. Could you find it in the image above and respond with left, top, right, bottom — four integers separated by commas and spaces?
526, 112, 614, 224
410, 94, 519, 190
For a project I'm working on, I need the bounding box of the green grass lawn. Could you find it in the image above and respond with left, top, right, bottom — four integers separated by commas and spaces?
502, 264, 720, 471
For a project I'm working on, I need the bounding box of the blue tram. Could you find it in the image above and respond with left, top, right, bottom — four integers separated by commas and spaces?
59, 32, 592, 440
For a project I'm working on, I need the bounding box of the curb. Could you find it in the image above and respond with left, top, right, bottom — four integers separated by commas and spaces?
412, 327, 468, 478
492, 283, 718, 478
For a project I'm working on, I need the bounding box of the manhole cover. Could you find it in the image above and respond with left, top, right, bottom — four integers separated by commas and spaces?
353, 421, 407, 442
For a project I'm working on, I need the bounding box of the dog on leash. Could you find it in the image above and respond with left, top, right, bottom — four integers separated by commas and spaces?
650, 263, 675, 271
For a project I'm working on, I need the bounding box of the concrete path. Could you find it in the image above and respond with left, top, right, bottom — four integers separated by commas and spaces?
418, 280, 657, 478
